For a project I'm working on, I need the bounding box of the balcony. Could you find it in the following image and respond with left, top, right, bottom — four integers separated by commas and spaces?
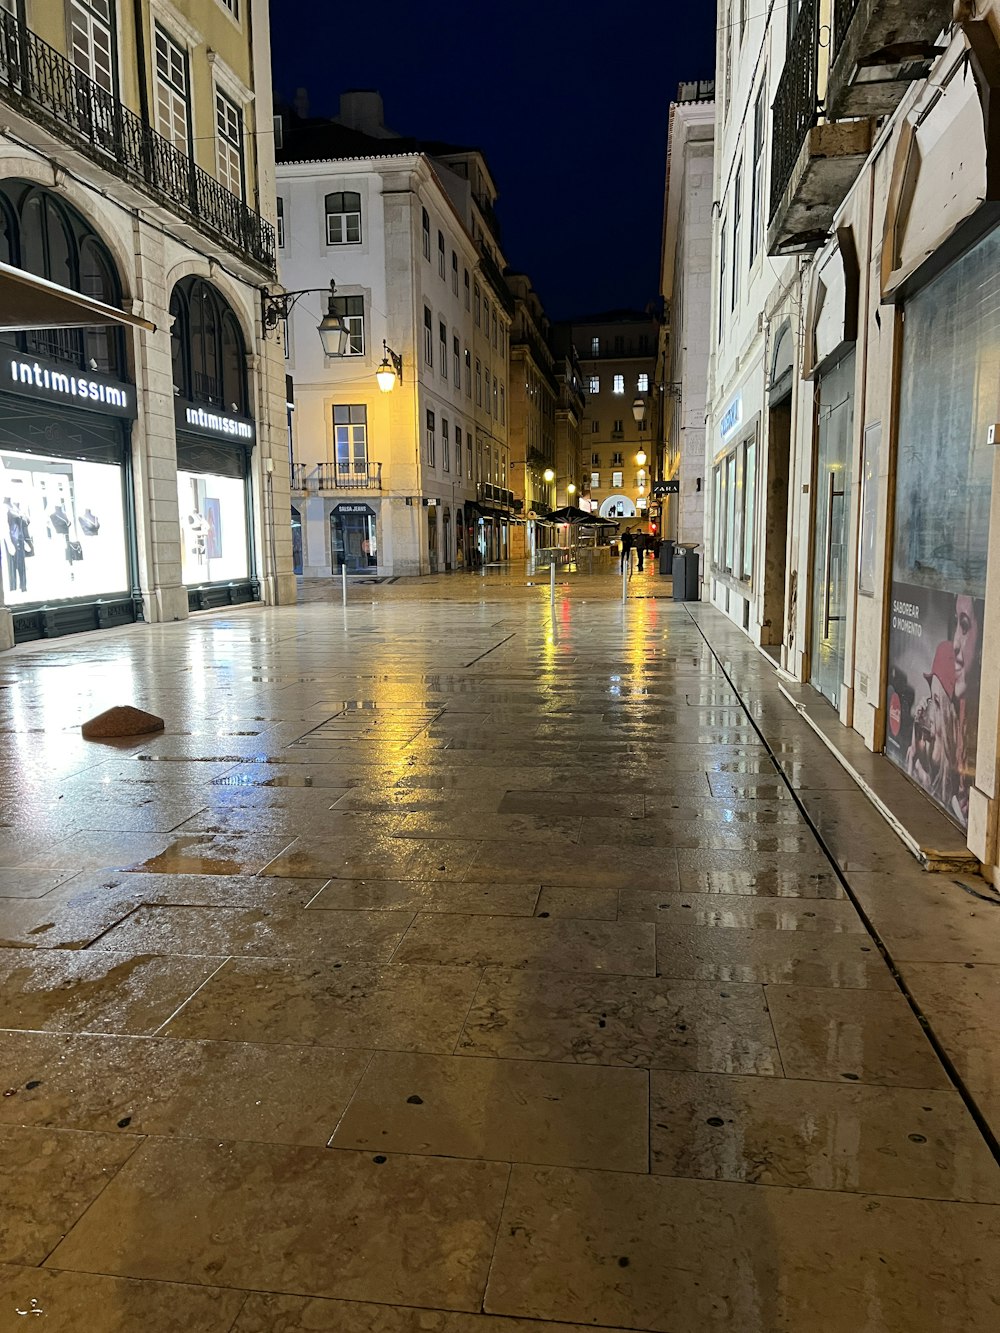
478, 482, 515, 510
768, 0, 876, 255
0, 14, 275, 275
827, 0, 949, 120
292, 462, 382, 492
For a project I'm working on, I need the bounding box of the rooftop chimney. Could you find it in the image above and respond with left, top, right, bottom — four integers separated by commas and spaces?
336, 90, 393, 138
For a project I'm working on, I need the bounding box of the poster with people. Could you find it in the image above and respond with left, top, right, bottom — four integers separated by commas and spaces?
886, 582, 983, 829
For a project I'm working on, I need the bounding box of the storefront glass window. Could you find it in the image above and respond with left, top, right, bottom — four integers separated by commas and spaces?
1, 449, 128, 605
886, 225, 1000, 827
742, 438, 757, 581
177, 471, 248, 586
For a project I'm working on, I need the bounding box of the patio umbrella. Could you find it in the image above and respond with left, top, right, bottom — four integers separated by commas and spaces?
548, 505, 617, 524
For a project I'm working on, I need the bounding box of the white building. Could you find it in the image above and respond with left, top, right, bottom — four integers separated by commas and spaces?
659, 81, 715, 555
705, 0, 1000, 883
276, 91, 512, 578
0, 0, 290, 646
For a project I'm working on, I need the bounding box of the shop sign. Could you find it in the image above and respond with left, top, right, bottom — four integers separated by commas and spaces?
4, 354, 136, 419
334, 502, 374, 516
719, 396, 742, 440
653, 479, 679, 496
175, 399, 256, 444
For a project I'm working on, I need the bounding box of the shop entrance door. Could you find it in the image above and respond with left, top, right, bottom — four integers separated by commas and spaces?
331, 503, 376, 573
809, 352, 855, 708
427, 506, 438, 573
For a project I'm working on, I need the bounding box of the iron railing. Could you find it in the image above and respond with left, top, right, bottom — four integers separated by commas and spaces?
0, 13, 275, 274
294, 462, 382, 491
831, 0, 862, 62
770, 0, 821, 219
479, 482, 514, 509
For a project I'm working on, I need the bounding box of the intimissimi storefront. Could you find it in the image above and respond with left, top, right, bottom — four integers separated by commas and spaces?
170, 277, 258, 610
0, 184, 140, 641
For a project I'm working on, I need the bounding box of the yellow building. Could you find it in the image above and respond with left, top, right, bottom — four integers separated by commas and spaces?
0, 0, 290, 645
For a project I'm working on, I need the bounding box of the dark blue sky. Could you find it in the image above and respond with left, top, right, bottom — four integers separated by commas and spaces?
269, 2, 717, 320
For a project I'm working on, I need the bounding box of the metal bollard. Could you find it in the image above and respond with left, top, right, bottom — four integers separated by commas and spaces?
621, 559, 627, 603
550, 560, 556, 606
341, 564, 347, 606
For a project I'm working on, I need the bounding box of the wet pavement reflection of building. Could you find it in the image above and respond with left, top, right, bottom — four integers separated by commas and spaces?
0, 564, 999, 1331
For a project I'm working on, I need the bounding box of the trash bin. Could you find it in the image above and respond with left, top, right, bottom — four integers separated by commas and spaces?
672, 543, 700, 601
659, 539, 675, 576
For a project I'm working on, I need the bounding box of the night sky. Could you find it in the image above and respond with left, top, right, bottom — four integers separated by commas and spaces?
268, 1, 717, 321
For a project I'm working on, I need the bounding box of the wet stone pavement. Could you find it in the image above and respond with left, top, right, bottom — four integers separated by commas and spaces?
0, 564, 999, 1330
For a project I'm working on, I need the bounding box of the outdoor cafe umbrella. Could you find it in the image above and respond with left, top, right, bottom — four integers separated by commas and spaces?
547, 505, 618, 525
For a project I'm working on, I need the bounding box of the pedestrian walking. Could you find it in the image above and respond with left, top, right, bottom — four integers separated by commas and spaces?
635, 530, 645, 572
619, 528, 633, 572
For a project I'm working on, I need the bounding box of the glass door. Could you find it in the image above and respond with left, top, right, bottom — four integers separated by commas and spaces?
810, 351, 855, 708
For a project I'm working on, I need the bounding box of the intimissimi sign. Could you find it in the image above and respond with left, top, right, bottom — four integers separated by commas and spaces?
175, 398, 256, 444
5, 356, 136, 419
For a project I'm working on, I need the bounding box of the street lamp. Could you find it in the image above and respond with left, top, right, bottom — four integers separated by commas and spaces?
375, 340, 404, 392
635, 449, 648, 467
263, 280, 351, 357
567, 482, 577, 496
543, 468, 555, 483
632, 395, 646, 425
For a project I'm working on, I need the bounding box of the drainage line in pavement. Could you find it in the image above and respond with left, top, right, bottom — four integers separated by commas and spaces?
463, 634, 515, 668
684, 607, 1000, 1168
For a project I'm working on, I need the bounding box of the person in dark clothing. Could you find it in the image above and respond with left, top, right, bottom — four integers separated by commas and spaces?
634, 530, 646, 572
619, 528, 633, 572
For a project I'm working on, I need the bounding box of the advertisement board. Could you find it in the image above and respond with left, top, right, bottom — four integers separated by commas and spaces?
886, 582, 983, 829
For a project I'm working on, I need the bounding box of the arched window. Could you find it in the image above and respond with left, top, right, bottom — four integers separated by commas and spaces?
324, 191, 361, 245
0, 181, 125, 373
169, 277, 248, 414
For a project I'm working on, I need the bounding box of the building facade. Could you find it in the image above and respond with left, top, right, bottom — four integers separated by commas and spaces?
567, 313, 656, 525
658, 81, 715, 556
276, 92, 512, 578
0, 0, 288, 647
706, 1, 1000, 883
506, 274, 556, 559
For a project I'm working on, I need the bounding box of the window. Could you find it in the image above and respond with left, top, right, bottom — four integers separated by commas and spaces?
215, 91, 244, 199
588, 375, 600, 394
484, 296, 491, 332
638, 419, 647, 431
325, 191, 361, 245
499, 325, 505, 356
464, 269, 471, 308
442, 419, 450, 472
613, 374, 624, 394
422, 208, 430, 260
333, 405, 368, 474
484, 367, 491, 410
750, 83, 766, 266
474, 283, 481, 325
613, 419, 624, 433
591, 336, 600, 355
331, 295, 364, 355
439, 320, 447, 377
718, 219, 727, 343
438, 230, 446, 279
451, 251, 459, 295
476, 358, 482, 405
453, 425, 461, 476
169, 276, 247, 412
612, 452, 624, 465
492, 309, 498, 349
723, 2, 732, 118
500, 385, 505, 424
731, 159, 742, 310
453, 335, 461, 386
155, 25, 189, 154
614, 335, 624, 354
273, 114, 282, 151
426, 409, 436, 467
464, 347, 472, 396
637, 372, 649, 392
493, 376, 499, 418
217, 0, 240, 16
591, 421, 600, 434
612, 470, 623, 487
467, 440, 473, 478
591, 452, 601, 466
70, 0, 115, 95
591, 472, 600, 488
424, 306, 433, 365
281, 317, 289, 360
276, 197, 284, 248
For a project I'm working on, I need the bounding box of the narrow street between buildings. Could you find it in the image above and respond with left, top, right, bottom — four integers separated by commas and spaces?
0, 568, 999, 1331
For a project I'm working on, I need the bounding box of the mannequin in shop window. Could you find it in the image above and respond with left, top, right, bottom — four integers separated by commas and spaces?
48, 501, 83, 572
3, 497, 31, 593
187, 509, 210, 564
79, 508, 100, 537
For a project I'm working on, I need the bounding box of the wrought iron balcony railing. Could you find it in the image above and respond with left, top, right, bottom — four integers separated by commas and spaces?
769, 0, 821, 220
0, 13, 275, 274
292, 462, 383, 491
831, 0, 862, 58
